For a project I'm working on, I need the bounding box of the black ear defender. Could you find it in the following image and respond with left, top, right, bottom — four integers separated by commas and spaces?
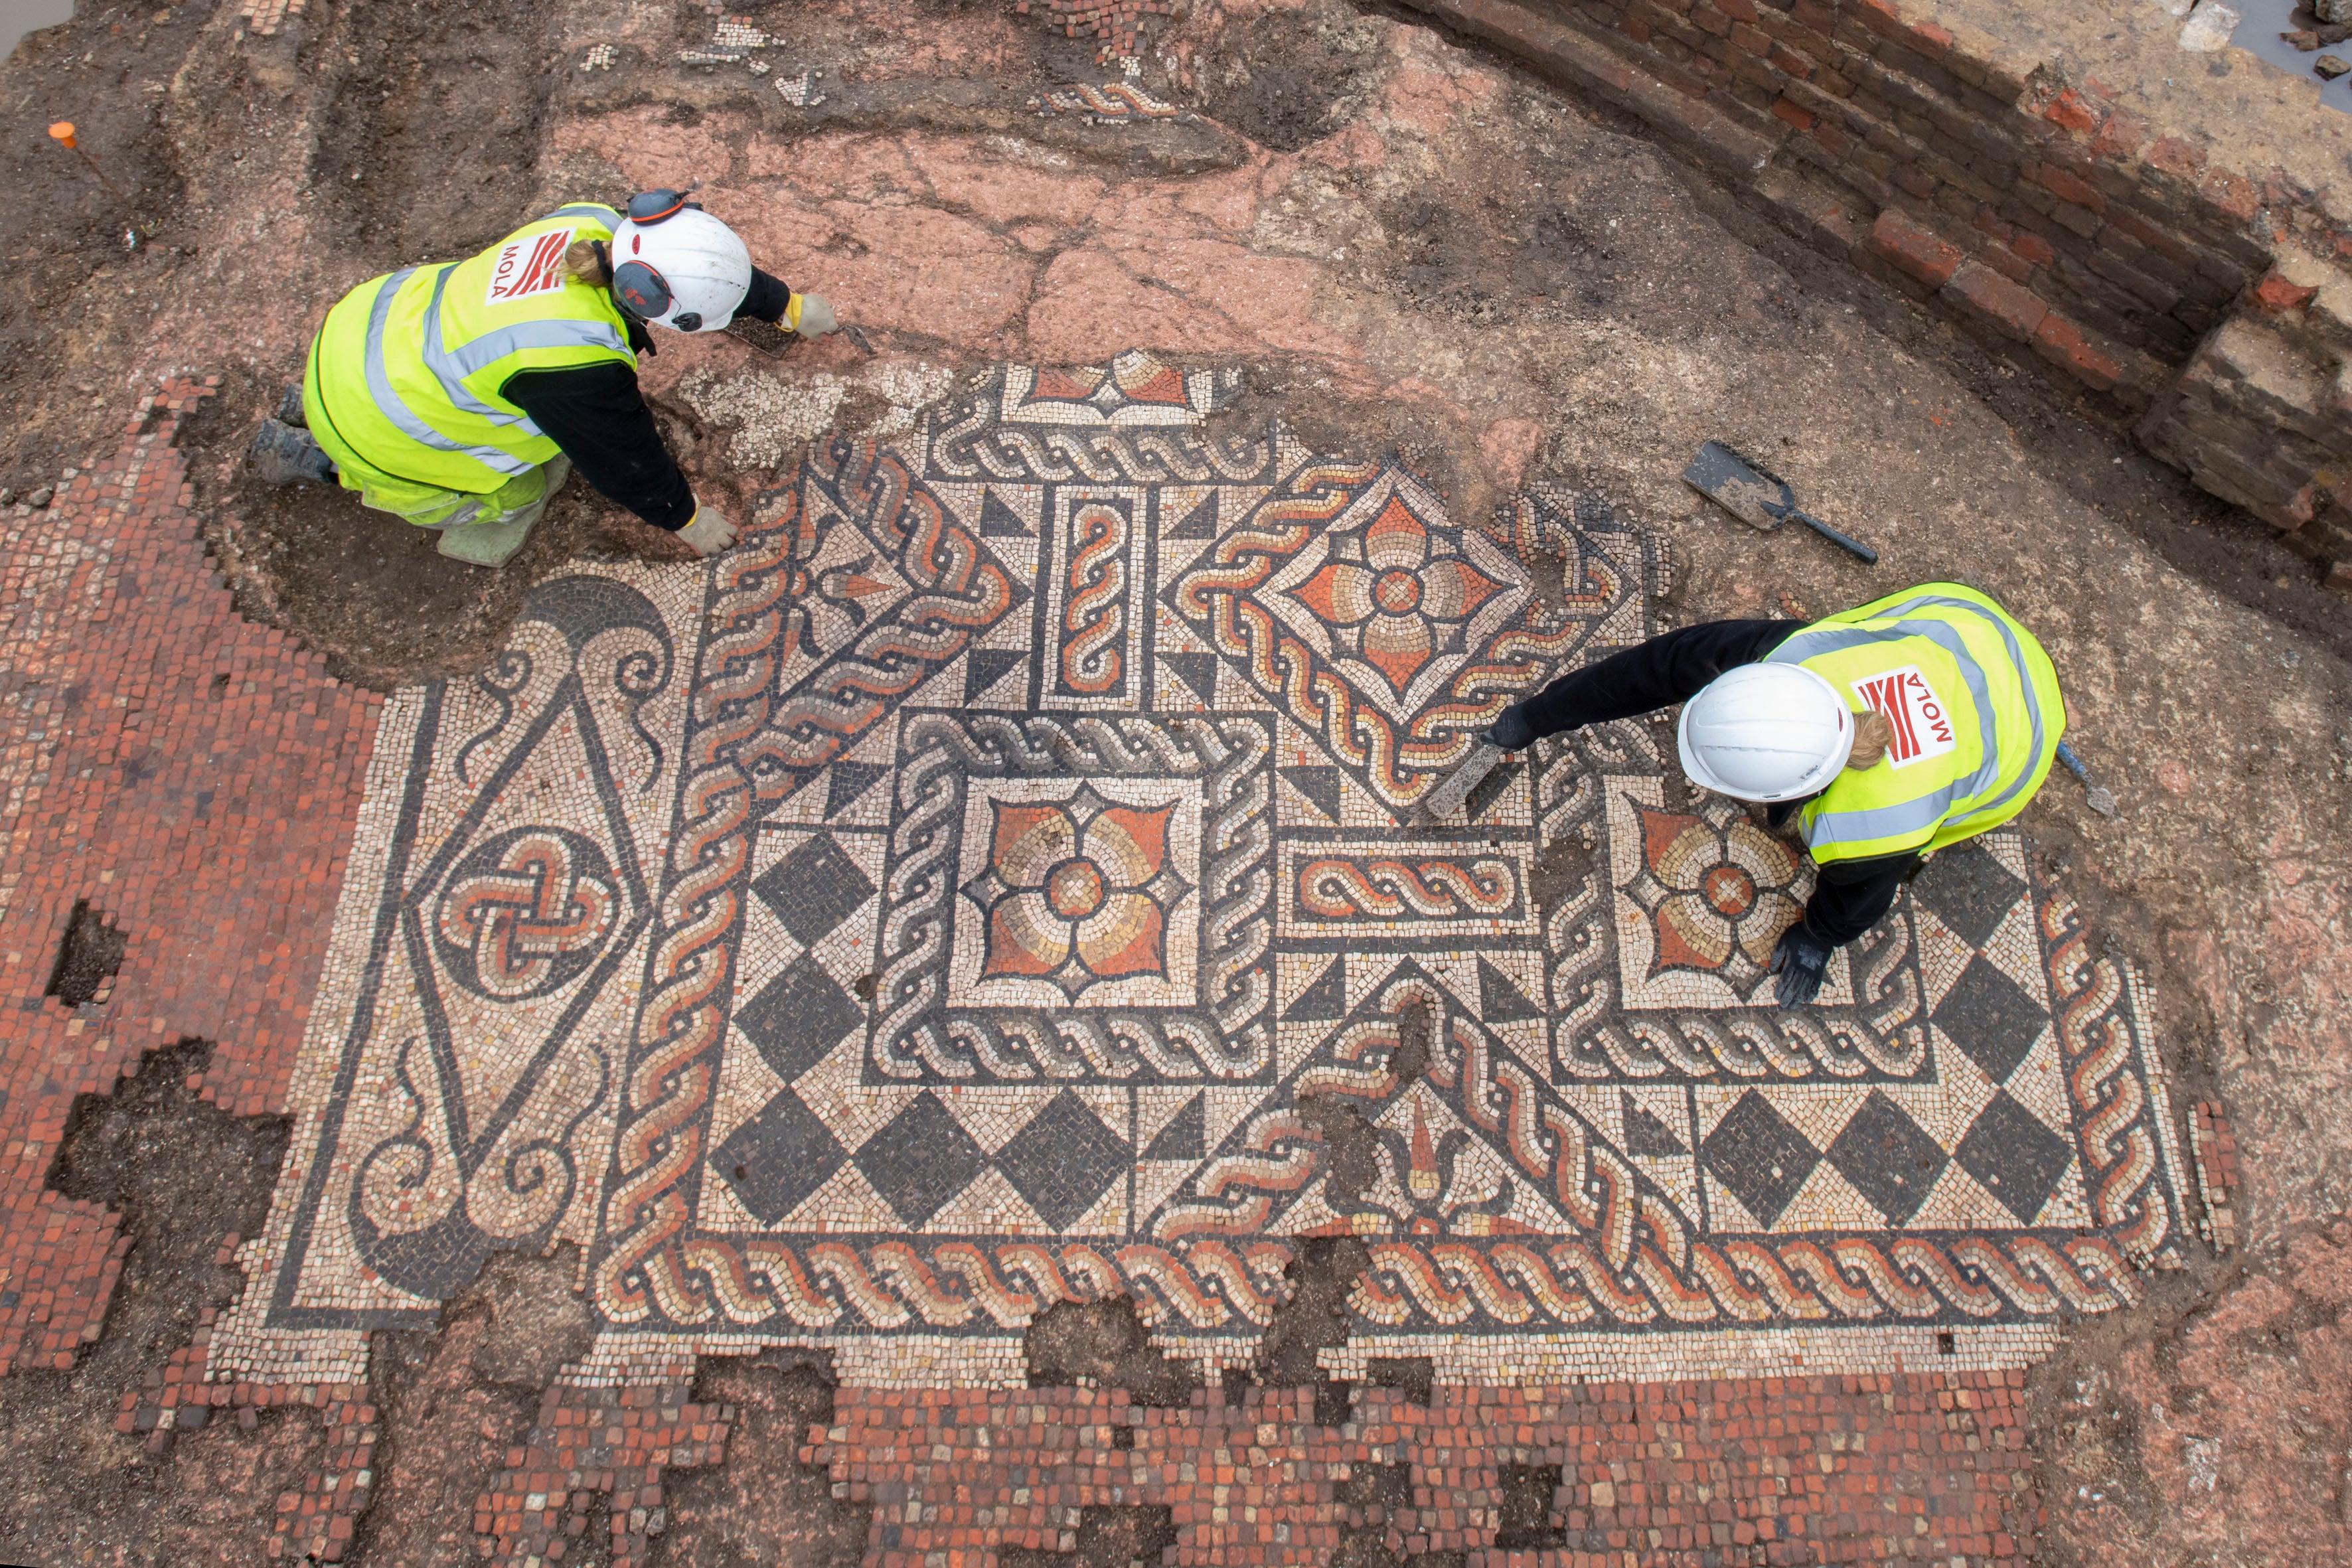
613, 260, 672, 318
625, 189, 706, 224
626, 189, 687, 223
671, 311, 702, 332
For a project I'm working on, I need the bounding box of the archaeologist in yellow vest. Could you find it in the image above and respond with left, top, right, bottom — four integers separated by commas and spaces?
1435, 583, 2063, 1006
250, 191, 839, 566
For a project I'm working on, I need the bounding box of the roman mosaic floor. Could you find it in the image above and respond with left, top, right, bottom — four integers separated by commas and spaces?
216, 355, 2190, 1392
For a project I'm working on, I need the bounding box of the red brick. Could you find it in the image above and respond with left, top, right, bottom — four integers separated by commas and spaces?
2027, 160, 2106, 213
2090, 107, 2150, 159
2013, 230, 2057, 266
2032, 311, 2127, 391
1773, 95, 1816, 129
1870, 208, 1965, 286
2043, 88, 2098, 133
2254, 268, 2320, 313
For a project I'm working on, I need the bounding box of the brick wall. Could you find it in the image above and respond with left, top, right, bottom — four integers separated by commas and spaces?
1395, 0, 2352, 584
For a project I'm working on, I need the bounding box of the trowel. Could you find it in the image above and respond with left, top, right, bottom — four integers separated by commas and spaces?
725, 317, 878, 358
1683, 441, 1878, 564
2053, 741, 2118, 817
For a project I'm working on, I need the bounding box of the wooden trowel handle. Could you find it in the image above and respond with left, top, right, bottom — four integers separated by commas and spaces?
1792, 510, 1878, 564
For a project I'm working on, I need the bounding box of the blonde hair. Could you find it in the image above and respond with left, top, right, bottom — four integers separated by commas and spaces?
1845, 710, 1894, 771
562, 238, 609, 283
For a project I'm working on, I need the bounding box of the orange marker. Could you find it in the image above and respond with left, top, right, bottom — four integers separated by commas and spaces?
48, 120, 131, 207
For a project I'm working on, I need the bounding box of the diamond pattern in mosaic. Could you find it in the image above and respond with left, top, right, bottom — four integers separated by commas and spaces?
1702, 1091, 1819, 1228
1824, 1090, 1948, 1226
855, 1092, 989, 1227
714, 1089, 845, 1226
993, 1091, 1131, 1230
1913, 842, 2026, 951
735, 955, 866, 1083
752, 835, 877, 945
1953, 1089, 2076, 1224
1933, 955, 2045, 1085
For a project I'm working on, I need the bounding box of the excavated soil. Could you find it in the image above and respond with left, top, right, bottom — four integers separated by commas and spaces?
311, 0, 563, 260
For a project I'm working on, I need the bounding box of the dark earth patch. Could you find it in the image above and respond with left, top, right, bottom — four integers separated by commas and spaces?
997, 1503, 1178, 1568
46, 898, 127, 1008
0, 1038, 301, 1566
354, 1249, 597, 1568
1023, 1296, 1199, 1407
1191, 0, 1385, 151
657, 1351, 872, 1568
186, 365, 706, 690
311, 0, 563, 261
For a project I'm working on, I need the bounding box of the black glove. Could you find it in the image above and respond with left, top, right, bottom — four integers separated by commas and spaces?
1770, 921, 1833, 1008
1486, 702, 1536, 751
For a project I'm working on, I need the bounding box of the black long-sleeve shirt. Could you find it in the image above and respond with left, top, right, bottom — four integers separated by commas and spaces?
497, 269, 796, 531
1517, 618, 1917, 947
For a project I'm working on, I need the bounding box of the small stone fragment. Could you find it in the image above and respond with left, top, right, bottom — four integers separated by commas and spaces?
27, 485, 54, 508
2285, 27, 2320, 48
2317, 52, 2350, 78
2319, 0, 2352, 24
0, 487, 13, 506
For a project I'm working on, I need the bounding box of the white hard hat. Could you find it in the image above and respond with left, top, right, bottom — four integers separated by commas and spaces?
1676, 663, 1855, 803
609, 192, 750, 333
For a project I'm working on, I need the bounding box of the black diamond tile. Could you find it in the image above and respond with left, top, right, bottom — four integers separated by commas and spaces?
714, 1090, 844, 1225
967, 648, 1028, 704
1283, 959, 1346, 1022
1281, 765, 1346, 823
1478, 959, 1541, 1023
1621, 1091, 1686, 1157
751, 835, 876, 945
856, 1093, 987, 1227
1953, 1089, 2075, 1223
823, 760, 890, 820
734, 955, 865, 1082
1933, 956, 2047, 1084
1824, 1091, 1948, 1226
1162, 653, 1219, 706
995, 1091, 1132, 1231
1913, 842, 2025, 951
1144, 1093, 1205, 1161
1701, 1091, 1818, 1228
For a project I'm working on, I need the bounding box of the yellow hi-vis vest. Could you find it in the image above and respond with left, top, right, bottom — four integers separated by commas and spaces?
1764, 583, 2064, 864
303, 204, 635, 496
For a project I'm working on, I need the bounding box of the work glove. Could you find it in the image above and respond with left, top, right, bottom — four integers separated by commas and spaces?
676, 506, 738, 558
1485, 701, 1537, 751
1769, 921, 1833, 1008
784, 291, 838, 338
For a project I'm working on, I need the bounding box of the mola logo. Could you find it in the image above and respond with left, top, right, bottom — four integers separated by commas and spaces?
1851, 664, 1956, 769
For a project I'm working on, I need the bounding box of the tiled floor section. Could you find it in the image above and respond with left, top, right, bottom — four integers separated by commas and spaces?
0, 378, 378, 1375
805, 1377, 2033, 1567
220, 353, 2186, 1396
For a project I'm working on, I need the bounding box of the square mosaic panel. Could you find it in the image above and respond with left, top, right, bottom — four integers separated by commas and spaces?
218, 353, 2190, 1391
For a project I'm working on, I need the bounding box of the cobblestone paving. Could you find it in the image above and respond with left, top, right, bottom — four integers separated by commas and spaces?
216, 355, 2189, 1405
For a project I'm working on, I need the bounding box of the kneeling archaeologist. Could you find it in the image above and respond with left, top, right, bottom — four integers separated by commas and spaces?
251, 192, 837, 566
1437, 583, 2063, 1006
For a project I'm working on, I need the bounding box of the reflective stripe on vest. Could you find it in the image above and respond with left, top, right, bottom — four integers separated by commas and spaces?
1764, 584, 2063, 862
307, 206, 633, 494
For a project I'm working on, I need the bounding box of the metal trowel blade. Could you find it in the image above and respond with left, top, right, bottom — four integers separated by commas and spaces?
840, 323, 876, 357
1684, 440, 1796, 532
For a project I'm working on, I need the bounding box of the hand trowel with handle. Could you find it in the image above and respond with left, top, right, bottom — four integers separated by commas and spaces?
1683, 441, 1879, 564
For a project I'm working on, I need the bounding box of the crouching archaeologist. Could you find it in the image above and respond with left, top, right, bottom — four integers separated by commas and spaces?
1432, 583, 2064, 1006
250, 191, 838, 566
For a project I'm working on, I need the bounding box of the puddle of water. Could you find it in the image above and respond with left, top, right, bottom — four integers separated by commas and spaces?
2228, 0, 2352, 114
2, 0, 72, 59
